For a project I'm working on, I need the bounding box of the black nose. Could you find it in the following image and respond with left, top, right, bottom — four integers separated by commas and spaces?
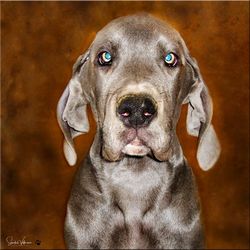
117, 95, 157, 128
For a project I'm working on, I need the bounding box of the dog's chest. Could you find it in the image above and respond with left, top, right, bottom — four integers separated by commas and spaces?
105, 161, 166, 216
102, 161, 170, 248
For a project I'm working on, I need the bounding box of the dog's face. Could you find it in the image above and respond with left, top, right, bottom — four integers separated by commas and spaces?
57, 14, 221, 170
90, 16, 192, 162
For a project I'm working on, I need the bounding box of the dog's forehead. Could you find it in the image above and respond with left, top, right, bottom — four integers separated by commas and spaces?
93, 14, 181, 49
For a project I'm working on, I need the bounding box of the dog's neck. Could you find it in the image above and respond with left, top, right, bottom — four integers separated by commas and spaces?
86, 131, 194, 220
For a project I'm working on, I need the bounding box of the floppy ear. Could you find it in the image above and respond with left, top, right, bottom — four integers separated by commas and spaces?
57, 51, 90, 166
185, 57, 221, 171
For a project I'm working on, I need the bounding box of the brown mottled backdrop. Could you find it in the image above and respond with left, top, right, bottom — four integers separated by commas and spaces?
1, 1, 249, 249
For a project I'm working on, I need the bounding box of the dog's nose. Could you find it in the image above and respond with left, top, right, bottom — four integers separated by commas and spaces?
117, 95, 157, 128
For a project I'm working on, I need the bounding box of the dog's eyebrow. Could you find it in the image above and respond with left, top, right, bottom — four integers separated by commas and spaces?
157, 41, 180, 57
95, 40, 120, 53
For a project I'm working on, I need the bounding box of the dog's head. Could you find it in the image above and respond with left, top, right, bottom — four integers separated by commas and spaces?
57, 14, 220, 170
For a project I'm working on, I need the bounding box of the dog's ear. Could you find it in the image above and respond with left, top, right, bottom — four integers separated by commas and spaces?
57, 51, 90, 166
184, 56, 221, 171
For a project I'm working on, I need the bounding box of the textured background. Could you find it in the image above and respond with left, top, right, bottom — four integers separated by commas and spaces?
1, 2, 249, 249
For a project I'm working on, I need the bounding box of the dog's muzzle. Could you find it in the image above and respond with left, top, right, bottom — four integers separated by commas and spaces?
116, 94, 157, 157
117, 94, 157, 128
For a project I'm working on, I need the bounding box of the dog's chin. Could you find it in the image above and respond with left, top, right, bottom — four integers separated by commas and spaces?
123, 137, 173, 161
122, 144, 150, 156
102, 138, 150, 161
122, 137, 150, 156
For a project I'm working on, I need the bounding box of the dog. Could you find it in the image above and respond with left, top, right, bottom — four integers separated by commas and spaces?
57, 14, 221, 249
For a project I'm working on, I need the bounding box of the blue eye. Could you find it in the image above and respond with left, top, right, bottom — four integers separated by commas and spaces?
98, 51, 112, 65
164, 52, 178, 67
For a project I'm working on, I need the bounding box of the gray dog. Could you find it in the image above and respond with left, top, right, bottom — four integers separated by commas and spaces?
57, 14, 221, 249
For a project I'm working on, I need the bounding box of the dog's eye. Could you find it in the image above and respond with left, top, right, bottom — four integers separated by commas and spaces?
98, 51, 112, 66
164, 52, 178, 67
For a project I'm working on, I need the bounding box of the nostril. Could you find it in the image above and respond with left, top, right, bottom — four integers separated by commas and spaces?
121, 111, 130, 117
118, 105, 132, 116
142, 105, 156, 120
143, 112, 153, 117
117, 94, 157, 127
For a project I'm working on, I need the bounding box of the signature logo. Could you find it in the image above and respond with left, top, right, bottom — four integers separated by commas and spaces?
35, 239, 41, 245
6, 236, 33, 247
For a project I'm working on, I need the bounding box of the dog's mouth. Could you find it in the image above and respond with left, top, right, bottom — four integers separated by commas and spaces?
102, 129, 172, 162
122, 137, 150, 156
101, 127, 153, 161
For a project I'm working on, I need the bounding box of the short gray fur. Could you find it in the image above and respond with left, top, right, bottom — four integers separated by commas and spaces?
57, 14, 220, 249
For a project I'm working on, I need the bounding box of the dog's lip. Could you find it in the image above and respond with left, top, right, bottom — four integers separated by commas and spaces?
129, 137, 144, 146
122, 137, 150, 156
